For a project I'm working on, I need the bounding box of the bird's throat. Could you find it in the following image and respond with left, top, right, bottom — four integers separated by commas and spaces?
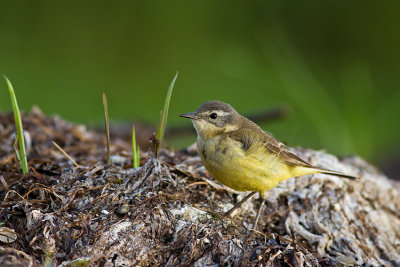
192, 120, 239, 140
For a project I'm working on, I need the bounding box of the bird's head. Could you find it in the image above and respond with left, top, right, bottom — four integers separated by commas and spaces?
180, 100, 241, 139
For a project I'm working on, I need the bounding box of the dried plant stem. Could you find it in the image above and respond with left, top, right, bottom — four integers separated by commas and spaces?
52, 141, 80, 168
102, 93, 111, 164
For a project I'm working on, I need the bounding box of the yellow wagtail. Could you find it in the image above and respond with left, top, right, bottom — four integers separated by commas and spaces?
180, 100, 357, 229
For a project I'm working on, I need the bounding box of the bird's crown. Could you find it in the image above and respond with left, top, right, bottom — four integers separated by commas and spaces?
195, 100, 236, 115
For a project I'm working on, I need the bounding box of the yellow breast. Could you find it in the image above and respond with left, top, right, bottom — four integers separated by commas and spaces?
197, 135, 318, 195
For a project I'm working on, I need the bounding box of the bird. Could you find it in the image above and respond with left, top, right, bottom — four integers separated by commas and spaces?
180, 100, 357, 229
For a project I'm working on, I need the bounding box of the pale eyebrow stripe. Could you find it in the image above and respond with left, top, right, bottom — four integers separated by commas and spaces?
214, 110, 230, 116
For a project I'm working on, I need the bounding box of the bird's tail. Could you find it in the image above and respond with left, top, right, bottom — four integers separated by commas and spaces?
315, 168, 358, 180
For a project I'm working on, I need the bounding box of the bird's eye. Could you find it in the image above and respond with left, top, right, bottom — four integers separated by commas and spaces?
210, 113, 218, 119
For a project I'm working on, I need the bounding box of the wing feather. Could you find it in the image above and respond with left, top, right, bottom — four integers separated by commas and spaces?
263, 133, 311, 167
227, 127, 312, 167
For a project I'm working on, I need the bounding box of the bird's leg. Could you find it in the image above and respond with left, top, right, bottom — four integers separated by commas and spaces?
253, 194, 266, 230
224, 191, 256, 218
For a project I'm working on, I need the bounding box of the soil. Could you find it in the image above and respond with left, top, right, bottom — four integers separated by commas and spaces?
1, 108, 399, 266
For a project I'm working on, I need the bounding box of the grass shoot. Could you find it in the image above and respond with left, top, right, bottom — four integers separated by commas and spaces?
156, 72, 178, 149
132, 125, 140, 168
3, 75, 29, 174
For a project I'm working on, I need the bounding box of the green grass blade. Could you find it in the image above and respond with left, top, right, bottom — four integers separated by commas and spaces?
156, 72, 178, 147
135, 145, 140, 168
13, 145, 21, 162
132, 125, 140, 168
132, 125, 136, 167
3, 75, 28, 174
102, 93, 111, 164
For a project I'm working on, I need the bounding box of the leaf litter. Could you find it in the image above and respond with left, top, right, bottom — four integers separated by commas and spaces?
0, 107, 399, 266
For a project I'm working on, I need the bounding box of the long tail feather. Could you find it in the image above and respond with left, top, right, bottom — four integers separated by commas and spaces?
317, 169, 358, 180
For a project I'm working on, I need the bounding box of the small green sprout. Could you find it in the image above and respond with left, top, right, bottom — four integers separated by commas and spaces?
113, 178, 123, 184
156, 72, 178, 148
3, 75, 28, 174
43, 249, 52, 267
132, 125, 140, 168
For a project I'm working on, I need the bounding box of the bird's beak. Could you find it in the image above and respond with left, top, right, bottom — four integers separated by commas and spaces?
179, 112, 201, 120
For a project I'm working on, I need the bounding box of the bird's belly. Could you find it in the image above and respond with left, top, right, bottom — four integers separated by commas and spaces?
198, 138, 293, 193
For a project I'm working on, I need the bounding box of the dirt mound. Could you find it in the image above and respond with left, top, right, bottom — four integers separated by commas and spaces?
1, 109, 399, 266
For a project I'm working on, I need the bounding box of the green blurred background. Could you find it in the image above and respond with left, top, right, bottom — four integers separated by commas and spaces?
1, 1, 399, 177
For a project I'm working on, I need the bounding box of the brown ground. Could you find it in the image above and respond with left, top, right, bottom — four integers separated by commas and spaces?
1, 108, 399, 266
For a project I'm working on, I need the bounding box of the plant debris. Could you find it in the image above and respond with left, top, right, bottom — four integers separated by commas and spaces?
0, 227, 17, 244
0, 108, 399, 266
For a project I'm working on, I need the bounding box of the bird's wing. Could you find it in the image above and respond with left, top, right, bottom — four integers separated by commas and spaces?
228, 128, 312, 167
262, 131, 312, 167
